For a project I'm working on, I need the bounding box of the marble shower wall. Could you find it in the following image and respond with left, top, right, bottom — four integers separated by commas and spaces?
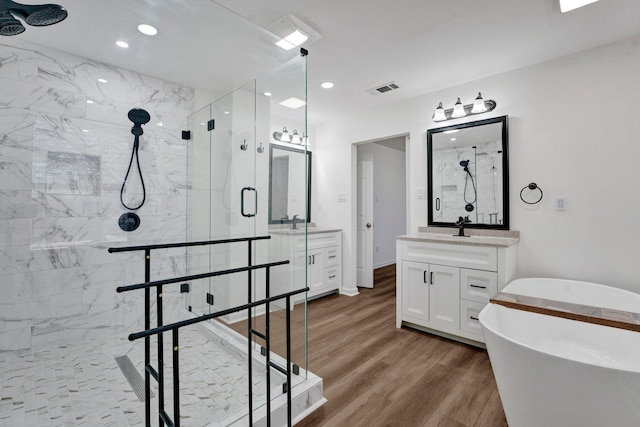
0, 39, 194, 350
432, 140, 501, 224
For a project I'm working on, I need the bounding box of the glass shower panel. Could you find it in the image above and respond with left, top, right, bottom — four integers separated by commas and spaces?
185, 51, 308, 424
255, 52, 309, 385
186, 104, 213, 316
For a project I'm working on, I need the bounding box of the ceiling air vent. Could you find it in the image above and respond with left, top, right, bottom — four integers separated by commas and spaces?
367, 81, 400, 96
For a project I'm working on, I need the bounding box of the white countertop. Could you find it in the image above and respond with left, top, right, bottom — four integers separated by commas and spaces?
398, 227, 519, 247
269, 227, 342, 236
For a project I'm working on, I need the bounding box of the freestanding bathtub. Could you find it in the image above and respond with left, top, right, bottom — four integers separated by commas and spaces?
479, 278, 640, 427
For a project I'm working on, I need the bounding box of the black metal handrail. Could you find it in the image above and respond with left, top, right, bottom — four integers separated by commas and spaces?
116, 260, 290, 293
129, 286, 307, 341
107, 235, 271, 253
110, 235, 302, 427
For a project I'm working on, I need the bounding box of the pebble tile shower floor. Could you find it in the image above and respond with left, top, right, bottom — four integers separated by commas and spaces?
0, 328, 277, 426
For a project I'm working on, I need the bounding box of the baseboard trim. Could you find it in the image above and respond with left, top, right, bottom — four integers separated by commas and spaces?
373, 260, 396, 269
340, 286, 359, 297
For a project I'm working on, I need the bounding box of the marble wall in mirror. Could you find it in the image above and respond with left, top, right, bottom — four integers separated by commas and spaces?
269, 144, 311, 224
427, 116, 509, 229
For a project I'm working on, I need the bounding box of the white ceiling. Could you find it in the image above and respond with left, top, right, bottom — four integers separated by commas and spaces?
9, 0, 640, 124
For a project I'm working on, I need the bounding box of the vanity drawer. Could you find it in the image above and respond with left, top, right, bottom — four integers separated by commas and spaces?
460, 300, 487, 338
460, 268, 498, 303
402, 241, 497, 271
326, 246, 339, 267
326, 266, 340, 287
295, 232, 340, 251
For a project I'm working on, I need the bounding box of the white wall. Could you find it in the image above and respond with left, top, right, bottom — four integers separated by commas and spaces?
314, 35, 640, 294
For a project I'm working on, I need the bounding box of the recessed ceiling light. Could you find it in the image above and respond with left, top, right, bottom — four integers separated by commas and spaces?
559, 0, 599, 12
116, 40, 129, 48
279, 97, 306, 109
450, 138, 457, 141
223, 111, 230, 114
200, 122, 206, 126
82, 129, 89, 133
97, 78, 107, 83
321, 82, 334, 89
156, 122, 163, 127
138, 24, 158, 36
264, 92, 272, 97
86, 99, 94, 104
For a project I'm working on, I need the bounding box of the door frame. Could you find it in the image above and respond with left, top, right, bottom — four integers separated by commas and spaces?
350, 133, 410, 292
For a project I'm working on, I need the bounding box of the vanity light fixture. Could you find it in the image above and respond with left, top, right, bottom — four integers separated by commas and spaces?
432, 93, 497, 122
273, 127, 309, 146
116, 40, 129, 48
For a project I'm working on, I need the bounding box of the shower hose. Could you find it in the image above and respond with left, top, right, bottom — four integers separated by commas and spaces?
464, 169, 477, 205
120, 134, 146, 210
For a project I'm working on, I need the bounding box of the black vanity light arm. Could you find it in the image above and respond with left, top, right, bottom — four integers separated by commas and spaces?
520, 182, 543, 205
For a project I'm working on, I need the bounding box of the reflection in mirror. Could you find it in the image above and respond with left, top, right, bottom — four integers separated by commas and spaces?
427, 116, 509, 229
269, 143, 311, 224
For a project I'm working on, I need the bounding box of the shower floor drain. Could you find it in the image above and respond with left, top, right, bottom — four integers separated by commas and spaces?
115, 355, 153, 402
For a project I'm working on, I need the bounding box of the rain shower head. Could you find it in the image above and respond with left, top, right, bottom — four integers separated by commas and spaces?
128, 108, 151, 136
0, 0, 67, 35
459, 160, 469, 167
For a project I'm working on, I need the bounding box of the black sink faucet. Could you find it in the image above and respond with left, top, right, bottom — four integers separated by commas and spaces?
455, 216, 471, 237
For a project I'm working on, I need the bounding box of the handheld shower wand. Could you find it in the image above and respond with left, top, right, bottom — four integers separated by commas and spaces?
460, 159, 477, 211
120, 108, 150, 211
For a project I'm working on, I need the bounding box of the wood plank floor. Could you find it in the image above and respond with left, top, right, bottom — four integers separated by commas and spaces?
229, 264, 507, 426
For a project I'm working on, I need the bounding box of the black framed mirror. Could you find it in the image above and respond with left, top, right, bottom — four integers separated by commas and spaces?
268, 143, 311, 224
427, 115, 509, 229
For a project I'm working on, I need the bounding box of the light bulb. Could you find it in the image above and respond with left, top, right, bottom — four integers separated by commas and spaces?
451, 98, 466, 118
291, 129, 301, 144
471, 92, 487, 114
433, 102, 446, 121
280, 127, 291, 142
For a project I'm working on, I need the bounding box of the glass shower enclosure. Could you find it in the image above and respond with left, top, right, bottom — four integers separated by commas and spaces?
185, 52, 309, 425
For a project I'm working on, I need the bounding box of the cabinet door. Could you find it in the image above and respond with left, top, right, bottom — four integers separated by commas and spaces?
308, 249, 325, 291
428, 264, 460, 331
402, 261, 430, 323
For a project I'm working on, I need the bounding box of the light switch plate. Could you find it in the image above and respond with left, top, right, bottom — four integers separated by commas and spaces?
555, 197, 567, 211
337, 192, 347, 202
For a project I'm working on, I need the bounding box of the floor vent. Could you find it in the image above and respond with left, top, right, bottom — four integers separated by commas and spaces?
367, 81, 400, 95
115, 355, 154, 402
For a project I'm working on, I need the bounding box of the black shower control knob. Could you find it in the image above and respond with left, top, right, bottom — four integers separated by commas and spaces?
118, 213, 140, 232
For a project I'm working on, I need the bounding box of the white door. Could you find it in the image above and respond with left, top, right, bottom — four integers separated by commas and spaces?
428, 264, 460, 331
356, 148, 374, 287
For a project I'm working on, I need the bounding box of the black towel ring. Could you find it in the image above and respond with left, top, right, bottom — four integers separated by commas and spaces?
520, 182, 543, 205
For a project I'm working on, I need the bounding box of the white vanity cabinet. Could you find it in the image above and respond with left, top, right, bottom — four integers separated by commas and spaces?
270, 229, 342, 303
396, 233, 518, 346
295, 239, 341, 300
